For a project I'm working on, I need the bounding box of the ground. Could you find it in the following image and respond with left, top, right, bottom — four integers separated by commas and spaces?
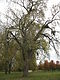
0, 71, 60, 80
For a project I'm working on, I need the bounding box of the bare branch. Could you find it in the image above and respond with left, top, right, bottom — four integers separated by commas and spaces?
9, 31, 22, 48
0, 12, 17, 25
34, 10, 60, 41
11, 0, 28, 13
10, 8, 20, 19
45, 11, 60, 25
1, 12, 19, 26
42, 33, 59, 55
52, 11, 59, 20
33, 24, 48, 41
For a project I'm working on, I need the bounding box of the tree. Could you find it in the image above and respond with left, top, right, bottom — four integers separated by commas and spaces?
4, 0, 48, 76
0, 31, 19, 73
56, 61, 60, 70
7, 39, 19, 74
38, 61, 44, 70
44, 60, 49, 70
0, 0, 60, 77
0, 32, 7, 72
49, 60, 56, 71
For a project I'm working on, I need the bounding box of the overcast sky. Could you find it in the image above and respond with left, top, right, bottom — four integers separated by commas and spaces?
0, 0, 60, 63
45, 0, 60, 62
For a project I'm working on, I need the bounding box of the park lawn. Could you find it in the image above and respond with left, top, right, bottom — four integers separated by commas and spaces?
0, 71, 60, 80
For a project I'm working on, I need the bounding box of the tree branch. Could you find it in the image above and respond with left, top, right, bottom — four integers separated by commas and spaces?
11, 0, 28, 13
9, 31, 22, 48
34, 10, 60, 41
10, 8, 20, 19
42, 33, 59, 55
45, 11, 60, 25
33, 25, 47, 41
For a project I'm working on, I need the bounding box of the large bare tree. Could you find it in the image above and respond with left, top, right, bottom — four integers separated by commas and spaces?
0, 0, 60, 77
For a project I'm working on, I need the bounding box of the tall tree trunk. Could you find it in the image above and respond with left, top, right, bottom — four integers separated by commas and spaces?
8, 61, 12, 74
21, 35, 29, 77
23, 60, 28, 77
22, 48, 29, 77
5, 67, 8, 74
5, 61, 8, 74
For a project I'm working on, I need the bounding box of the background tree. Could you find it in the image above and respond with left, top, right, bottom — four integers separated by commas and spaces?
0, 31, 19, 73
38, 61, 44, 70
44, 60, 49, 70
56, 61, 60, 70
49, 60, 56, 71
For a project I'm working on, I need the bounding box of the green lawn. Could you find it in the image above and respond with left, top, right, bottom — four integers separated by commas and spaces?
0, 71, 60, 80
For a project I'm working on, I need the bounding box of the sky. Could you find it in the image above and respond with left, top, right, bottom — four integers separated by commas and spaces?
0, 0, 7, 13
0, 0, 60, 63
45, 0, 60, 19
45, 0, 60, 62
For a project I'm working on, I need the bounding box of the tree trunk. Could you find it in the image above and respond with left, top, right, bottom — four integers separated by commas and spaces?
22, 49, 29, 77
5, 67, 8, 74
5, 61, 8, 74
23, 60, 28, 77
8, 62, 12, 74
21, 36, 29, 77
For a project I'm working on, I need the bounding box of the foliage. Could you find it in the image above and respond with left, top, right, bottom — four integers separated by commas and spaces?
49, 60, 56, 71
0, 32, 37, 72
38, 60, 60, 71
44, 60, 49, 70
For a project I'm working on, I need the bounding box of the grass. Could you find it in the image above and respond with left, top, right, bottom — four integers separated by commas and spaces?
0, 71, 60, 80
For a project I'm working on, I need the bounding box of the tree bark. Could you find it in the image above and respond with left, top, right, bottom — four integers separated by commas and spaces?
23, 60, 28, 77
8, 62, 12, 74
5, 61, 8, 74
22, 48, 29, 77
